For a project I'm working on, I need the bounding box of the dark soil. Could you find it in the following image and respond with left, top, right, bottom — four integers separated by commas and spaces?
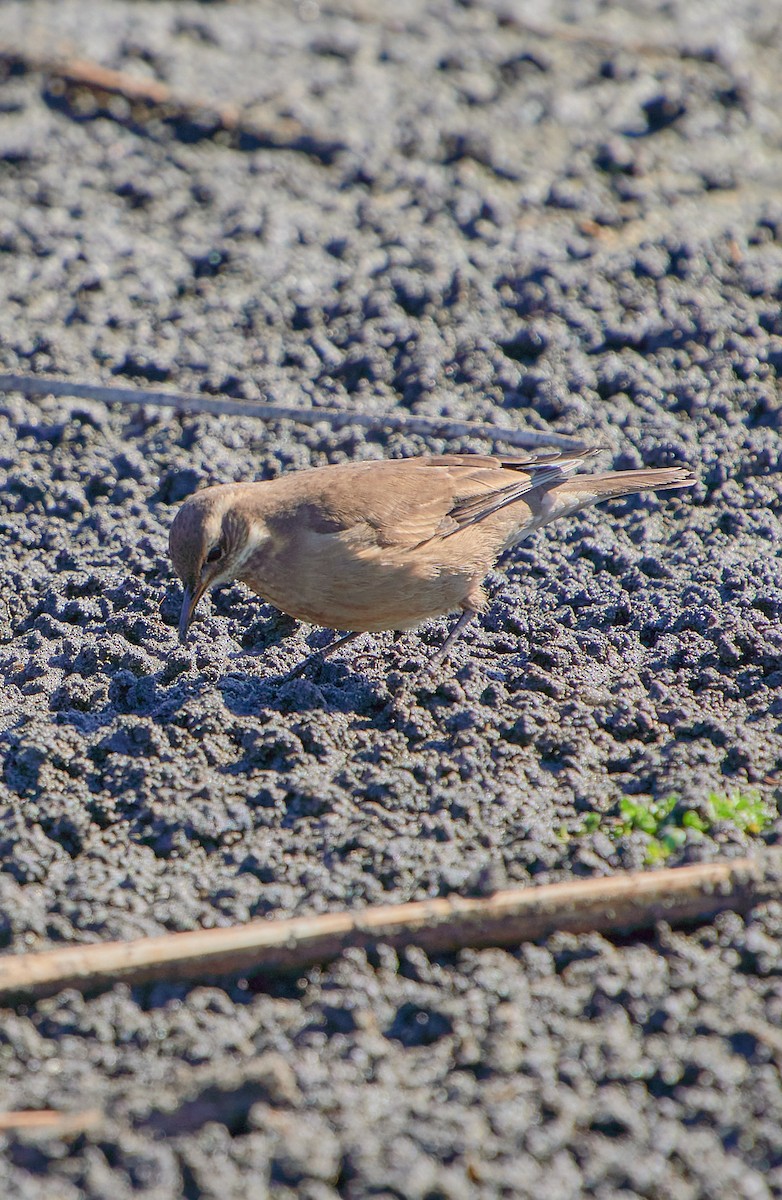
0, 1, 781, 1197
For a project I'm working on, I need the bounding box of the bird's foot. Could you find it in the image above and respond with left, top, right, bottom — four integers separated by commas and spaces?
283, 631, 365, 681
426, 608, 478, 674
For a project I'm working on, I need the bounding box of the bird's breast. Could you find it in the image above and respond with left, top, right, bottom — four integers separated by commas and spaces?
238, 527, 491, 632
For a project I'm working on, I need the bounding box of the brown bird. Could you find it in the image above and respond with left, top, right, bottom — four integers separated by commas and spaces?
169, 450, 695, 673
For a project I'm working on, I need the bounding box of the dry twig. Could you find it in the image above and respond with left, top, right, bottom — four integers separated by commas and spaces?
0, 45, 343, 161
0, 855, 774, 1002
0, 1109, 102, 1136
0, 372, 586, 451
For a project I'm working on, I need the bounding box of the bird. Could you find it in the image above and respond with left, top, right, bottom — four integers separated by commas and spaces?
169, 449, 695, 674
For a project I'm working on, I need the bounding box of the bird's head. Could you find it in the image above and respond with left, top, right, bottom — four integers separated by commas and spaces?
168, 486, 267, 641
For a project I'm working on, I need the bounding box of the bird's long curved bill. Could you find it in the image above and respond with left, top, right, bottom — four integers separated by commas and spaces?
178, 583, 207, 642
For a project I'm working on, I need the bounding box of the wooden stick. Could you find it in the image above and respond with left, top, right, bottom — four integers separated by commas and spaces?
0, 45, 343, 162
0, 1109, 102, 1136
499, 16, 701, 59
0, 372, 586, 451
43, 56, 174, 107
0, 856, 773, 1002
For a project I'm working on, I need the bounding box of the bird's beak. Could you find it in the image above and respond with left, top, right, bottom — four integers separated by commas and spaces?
178, 581, 207, 642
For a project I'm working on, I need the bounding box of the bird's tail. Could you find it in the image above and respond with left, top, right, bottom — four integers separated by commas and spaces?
560, 465, 695, 501
538, 465, 695, 526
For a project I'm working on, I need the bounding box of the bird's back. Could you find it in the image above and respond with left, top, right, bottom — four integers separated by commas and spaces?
233, 453, 589, 630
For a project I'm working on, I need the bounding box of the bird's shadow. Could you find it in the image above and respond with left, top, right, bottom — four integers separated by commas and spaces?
216, 624, 424, 719
48, 594, 521, 739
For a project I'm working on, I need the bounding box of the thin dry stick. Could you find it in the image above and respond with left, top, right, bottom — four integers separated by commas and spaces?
0, 1109, 102, 1136
500, 15, 716, 60
0, 45, 343, 161
0, 373, 587, 451
0, 855, 774, 1002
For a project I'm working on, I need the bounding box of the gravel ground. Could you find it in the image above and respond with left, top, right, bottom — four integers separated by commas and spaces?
0, 1, 781, 1196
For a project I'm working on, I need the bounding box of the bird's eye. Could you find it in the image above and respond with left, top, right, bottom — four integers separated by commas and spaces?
206, 545, 224, 564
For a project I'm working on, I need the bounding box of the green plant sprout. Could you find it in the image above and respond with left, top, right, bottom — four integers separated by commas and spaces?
576, 790, 773, 865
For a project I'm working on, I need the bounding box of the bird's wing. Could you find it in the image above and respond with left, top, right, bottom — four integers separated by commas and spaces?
284, 450, 602, 550
426, 449, 603, 539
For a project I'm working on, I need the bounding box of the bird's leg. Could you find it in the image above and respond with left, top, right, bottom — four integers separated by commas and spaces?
284, 630, 365, 680
428, 607, 478, 671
